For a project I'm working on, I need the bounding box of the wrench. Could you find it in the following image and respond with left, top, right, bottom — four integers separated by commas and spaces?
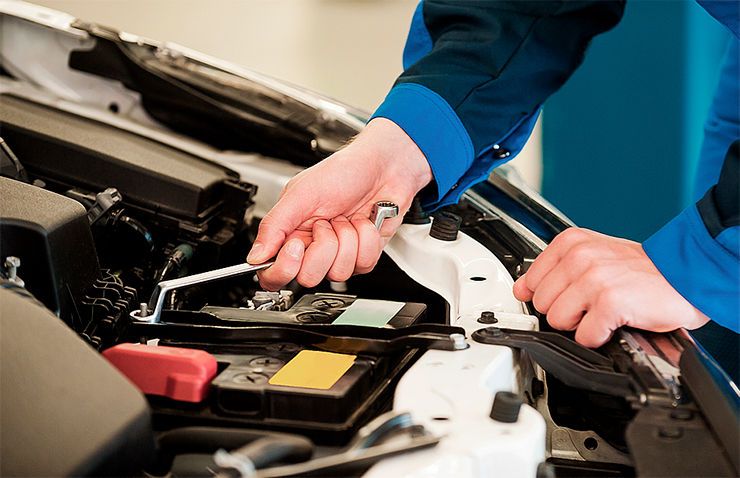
370, 201, 399, 231
130, 261, 274, 323
131, 201, 398, 323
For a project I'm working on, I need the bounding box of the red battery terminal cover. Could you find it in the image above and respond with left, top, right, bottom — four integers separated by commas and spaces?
103, 343, 217, 403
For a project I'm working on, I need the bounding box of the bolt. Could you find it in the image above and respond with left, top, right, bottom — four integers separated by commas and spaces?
329, 281, 348, 293
138, 302, 149, 317
486, 327, 503, 337
450, 333, 467, 350
296, 312, 331, 323
311, 298, 345, 309
4, 256, 20, 280
478, 311, 498, 324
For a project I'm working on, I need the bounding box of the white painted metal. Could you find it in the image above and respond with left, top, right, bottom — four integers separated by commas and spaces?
0, 0, 85, 38
373, 224, 544, 477
364, 406, 545, 478
386, 223, 526, 320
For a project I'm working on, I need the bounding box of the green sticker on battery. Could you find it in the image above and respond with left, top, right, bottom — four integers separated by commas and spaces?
332, 299, 405, 327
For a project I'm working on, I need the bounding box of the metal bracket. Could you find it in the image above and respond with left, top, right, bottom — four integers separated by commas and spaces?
472, 327, 634, 398
133, 320, 468, 354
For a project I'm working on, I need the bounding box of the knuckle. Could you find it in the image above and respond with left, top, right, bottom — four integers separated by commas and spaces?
568, 243, 596, 264
556, 227, 586, 244
581, 265, 608, 287
595, 287, 621, 311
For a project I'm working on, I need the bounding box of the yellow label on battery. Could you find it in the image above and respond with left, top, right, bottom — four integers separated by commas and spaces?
268, 350, 356, 390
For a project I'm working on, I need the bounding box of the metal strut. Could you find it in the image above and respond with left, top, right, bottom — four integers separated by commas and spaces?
472, 326, 634, 397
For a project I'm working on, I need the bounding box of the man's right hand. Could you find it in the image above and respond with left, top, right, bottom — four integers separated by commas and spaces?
246, 117, 433, 291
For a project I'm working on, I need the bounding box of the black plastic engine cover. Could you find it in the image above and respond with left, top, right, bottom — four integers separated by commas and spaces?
0, 176, 99, 324
0, 285, 154, 476
0, 94, 249, 221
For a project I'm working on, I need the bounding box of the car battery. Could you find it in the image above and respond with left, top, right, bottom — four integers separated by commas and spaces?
136, 294, 428, 444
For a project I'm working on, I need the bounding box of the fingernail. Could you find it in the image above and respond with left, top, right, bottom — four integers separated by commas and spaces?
247, 242, 263, 263
286, 239, 303, 259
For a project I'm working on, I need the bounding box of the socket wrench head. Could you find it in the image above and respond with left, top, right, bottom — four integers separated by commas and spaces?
370, 201, 399, 231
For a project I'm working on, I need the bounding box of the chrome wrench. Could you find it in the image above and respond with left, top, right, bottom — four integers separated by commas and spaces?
131, 201, 398, 323
130, 261, 274, 323
370, 201, 399, 231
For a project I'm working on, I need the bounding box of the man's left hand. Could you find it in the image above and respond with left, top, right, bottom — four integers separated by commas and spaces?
513, 227, 710, 347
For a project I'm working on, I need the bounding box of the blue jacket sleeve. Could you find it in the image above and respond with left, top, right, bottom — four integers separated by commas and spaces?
371, 0, 624, 209
644, 141, 740, 333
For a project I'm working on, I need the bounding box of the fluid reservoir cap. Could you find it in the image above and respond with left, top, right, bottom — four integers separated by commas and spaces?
429, 211, 462, 241
490, 391, 523, 423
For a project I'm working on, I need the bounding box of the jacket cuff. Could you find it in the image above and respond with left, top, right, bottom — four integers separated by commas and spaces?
643, 205, 740, 333
370, 83, 474, 208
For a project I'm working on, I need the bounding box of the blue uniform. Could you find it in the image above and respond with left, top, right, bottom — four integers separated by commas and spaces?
371, 1, 739, 339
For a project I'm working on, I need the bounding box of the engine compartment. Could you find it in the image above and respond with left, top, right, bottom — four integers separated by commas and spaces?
0, 92, 476, 474
1, 82, 556, 475
1, 5, 737, 476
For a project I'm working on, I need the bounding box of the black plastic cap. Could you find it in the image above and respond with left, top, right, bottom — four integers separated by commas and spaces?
403, 197, 430, 225
429, 211, 462, 241
536, 462, 556, 478
490, 391, 523, 423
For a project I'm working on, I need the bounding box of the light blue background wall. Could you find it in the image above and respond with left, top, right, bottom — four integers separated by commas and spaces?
542, 0, 731, 241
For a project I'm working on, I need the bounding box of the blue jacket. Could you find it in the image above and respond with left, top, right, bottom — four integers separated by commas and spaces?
370, 0, 739, 333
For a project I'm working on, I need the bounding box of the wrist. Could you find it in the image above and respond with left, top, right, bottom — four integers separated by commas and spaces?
354, 118, 433, 194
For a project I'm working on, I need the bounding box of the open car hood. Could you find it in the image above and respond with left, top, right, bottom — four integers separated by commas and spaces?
1, 2, 738, 477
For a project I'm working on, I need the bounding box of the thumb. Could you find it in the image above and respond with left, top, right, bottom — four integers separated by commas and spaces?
248, 197, 311, 264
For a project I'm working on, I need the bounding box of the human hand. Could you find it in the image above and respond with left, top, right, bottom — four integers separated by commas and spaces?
513, 227, 710, 347
247, 118, 433, 291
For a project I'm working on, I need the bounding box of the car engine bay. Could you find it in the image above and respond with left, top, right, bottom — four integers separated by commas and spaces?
0, 3, 738, 477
